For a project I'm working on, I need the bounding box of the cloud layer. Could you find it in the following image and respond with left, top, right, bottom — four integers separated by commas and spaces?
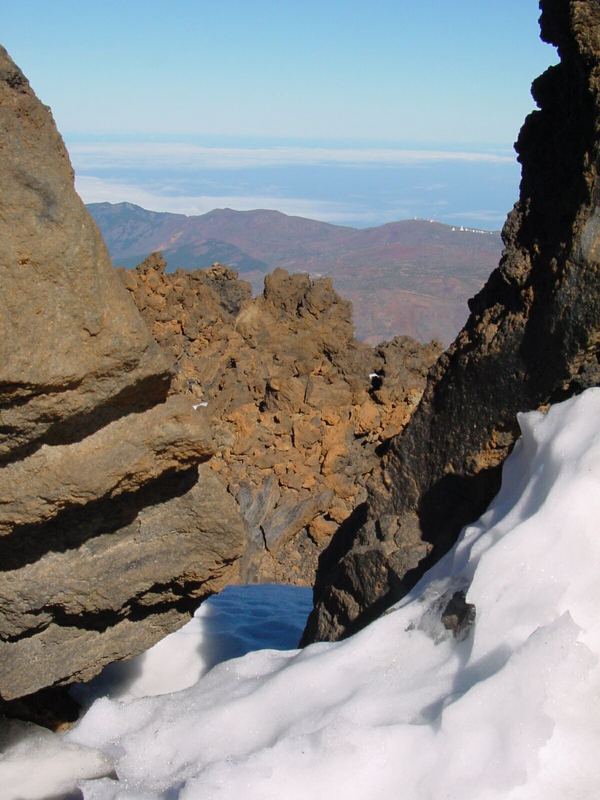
70, 139, 516, 229
75, 175, 394, 224
69, 141, 514, 171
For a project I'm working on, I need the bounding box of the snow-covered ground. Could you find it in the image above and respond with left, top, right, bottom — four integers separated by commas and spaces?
72, 583, 312, 704
4, 388, 600, 799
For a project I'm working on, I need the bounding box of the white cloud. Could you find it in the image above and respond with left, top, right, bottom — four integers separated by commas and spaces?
75, 174, 394, 224
68, 141, 515, 171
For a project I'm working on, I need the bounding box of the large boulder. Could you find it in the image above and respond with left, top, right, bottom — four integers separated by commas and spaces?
303, 0, 600, 642
0, 53, 170, 463
0, 47, 246, 701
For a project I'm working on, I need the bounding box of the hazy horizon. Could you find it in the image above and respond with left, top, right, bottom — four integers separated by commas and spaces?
4, 1, 557, 229
73, 137, 519, 229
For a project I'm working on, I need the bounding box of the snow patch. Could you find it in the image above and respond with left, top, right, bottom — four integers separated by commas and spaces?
0, 720, 113, 800
6, 389, 600, 798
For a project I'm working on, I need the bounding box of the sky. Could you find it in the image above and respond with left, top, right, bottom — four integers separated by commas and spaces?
2, 1, 557, 228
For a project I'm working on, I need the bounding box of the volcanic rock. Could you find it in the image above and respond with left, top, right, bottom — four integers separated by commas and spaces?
0, 47, 246, 701
303, 0, 600, 643
122, 258, 441, 584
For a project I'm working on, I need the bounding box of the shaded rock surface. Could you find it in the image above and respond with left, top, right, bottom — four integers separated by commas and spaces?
122, 258, 441, 584
0, 47, 246, 701
303, 0, 600, 643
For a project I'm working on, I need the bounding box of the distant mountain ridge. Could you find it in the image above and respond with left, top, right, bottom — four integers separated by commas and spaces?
88, 202, 503, 344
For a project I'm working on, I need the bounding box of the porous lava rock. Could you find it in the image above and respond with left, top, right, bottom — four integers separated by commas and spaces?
0, 47, 246, 702
122, 258, 441, 584
303, 0, 600, 643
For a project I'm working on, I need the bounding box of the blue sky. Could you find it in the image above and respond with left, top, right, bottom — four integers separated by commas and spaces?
3, 1, 557, 227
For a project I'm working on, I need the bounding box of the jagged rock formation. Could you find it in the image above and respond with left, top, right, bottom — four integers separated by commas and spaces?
122, 257, 441, 583
91, 202, 504, 346
303, 0, 600, 643
0, 47, 246, 701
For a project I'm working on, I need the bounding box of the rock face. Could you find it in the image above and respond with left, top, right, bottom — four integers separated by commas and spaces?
0, 47, 246, 701
122, 257, 441, 584
303, 0, 600, 643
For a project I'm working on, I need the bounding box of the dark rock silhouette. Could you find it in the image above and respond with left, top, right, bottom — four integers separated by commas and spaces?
303, 0, 600, 643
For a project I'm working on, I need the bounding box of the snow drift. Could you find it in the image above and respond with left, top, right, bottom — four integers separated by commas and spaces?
3, 388, 600, 799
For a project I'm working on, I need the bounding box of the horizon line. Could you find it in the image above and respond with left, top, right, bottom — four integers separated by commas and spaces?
85, 198, 502, 234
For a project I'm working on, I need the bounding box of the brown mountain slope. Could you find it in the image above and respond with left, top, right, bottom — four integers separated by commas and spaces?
89, 203, 503, 345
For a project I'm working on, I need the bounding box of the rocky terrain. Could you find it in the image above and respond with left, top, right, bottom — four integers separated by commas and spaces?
303, 0, 600, 643
3, 0, 596, 734
0, 46, 246, 709
90, 202, 503, 345
0, 38, 443, 720
121, 254, 441, 585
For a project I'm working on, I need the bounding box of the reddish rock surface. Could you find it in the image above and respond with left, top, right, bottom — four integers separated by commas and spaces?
122, 256, 441, 584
